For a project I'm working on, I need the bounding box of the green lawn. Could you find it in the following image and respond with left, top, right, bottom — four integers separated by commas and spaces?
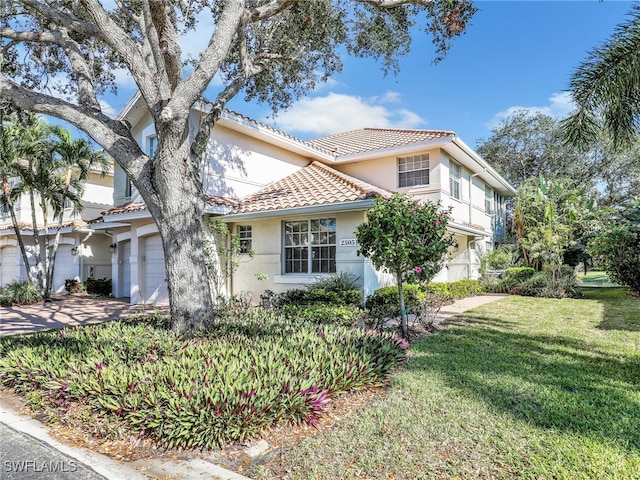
256, 288, 640, 479
577, 271, 620, 287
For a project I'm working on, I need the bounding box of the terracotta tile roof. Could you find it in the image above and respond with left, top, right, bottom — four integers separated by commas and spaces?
101, 196, 237, 216
233, 161, 390, 214
0, 219, 88, 232
306, 128, 455, 157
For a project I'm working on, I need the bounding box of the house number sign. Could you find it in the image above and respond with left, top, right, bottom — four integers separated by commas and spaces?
339, 238, 359, 246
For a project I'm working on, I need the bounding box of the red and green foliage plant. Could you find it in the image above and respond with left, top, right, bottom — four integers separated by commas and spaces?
356, 194, 454, 338
0, 309, 407, 449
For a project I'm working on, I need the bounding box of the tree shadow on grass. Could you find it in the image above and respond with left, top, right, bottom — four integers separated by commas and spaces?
409, 316, 640, 453
579, 287, 640, 332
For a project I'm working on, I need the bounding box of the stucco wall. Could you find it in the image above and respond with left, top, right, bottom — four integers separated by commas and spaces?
228, 210, 369, 303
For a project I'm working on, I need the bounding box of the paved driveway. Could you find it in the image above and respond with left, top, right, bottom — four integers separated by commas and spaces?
0, 295, 168, 337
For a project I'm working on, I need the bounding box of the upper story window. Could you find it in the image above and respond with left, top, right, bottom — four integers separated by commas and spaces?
148, 135, 158, 158
238, 225, 252, 254
283, 218, 336, 274
485, 185, 493, 214
398, 154, 429, 188
449, 161, 461, 200
64, 187, 76, 209
124, 175, 132, 199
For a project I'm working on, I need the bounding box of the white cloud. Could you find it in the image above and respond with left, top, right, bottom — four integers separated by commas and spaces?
111, 68, 137, 91
268, 92, 426, 137
488, 91, 575, 130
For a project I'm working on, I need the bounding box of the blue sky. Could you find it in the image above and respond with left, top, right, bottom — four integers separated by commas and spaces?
103, 1, 634, 150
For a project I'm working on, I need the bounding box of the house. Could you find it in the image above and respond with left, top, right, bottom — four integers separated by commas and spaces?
0, 165, 114, 292
99, 92, 516, 305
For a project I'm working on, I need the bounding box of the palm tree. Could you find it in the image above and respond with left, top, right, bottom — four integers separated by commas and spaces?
561, 4, 640, 150
0, 112, 35, 284
45, 126, 108, 297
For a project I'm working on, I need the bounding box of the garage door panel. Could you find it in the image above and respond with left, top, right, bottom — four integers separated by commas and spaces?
0, 247, 19, 287
144, 235, 169, 304
53, 245, 78, 293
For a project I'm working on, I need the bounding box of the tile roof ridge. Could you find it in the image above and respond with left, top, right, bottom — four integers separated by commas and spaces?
309, 161, 390, 199
362, 127, 456, 135
308, 128, 367, 141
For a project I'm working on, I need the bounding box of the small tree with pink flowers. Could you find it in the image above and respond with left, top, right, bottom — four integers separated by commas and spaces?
356, 193, 454, 338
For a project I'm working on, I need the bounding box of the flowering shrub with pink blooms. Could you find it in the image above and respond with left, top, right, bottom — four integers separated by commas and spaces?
356, 194, 454, 337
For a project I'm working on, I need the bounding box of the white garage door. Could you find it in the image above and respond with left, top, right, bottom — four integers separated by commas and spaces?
121, 240, 131, 298
0, 246, 19, 287
52, 245, 78, 293
143, 235, 169, 304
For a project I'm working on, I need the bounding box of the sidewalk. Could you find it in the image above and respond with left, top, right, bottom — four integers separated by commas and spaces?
0, 294, 508, 479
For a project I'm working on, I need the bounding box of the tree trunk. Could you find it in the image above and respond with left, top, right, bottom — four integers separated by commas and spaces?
2, 176, 34, 284
28, 184, 45, 293
142, 120, 215, 333
396, 272, 408, 339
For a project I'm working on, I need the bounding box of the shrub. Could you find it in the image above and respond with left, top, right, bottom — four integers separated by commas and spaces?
64, 278, 85, 294
508, 266, 580, 299
0, 280, 41, 305
365, 284, 425, 316
0, 309, 407, 450
276, 273, 363, 307
481, 277, 514, 294
280, 304, 364, 327
504, 267, 536, 282
486, 247, 514, 269
588, 209, 640, 295
426, 280, 484, 299
85, 277, 112, 296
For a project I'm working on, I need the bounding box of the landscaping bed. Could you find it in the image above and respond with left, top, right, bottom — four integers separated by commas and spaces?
0, 308, 407, 451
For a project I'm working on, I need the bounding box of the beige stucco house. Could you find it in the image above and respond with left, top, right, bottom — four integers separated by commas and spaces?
97, 92, 516, 305
0, 166, 114, 292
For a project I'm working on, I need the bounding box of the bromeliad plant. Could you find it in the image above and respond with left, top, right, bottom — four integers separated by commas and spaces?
0, 310, 407, 450
356, 194, 454, 338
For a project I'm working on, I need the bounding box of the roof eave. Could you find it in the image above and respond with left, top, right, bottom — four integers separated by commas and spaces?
223, 199, 376, 222
448, 137, 517, 196
331, 136, 455, 164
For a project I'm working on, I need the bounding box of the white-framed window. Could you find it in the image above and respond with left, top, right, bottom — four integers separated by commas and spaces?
148, 135, 158, 158
63, 186, 76, 209
238, 225, 252, 254
283, 218, 336, 274
485, 185, 493, 214
449, 161, 461, 200
398, 154, 429, 188
124, 174, 132, 198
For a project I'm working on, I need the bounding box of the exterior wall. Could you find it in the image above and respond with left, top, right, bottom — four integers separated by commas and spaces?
228, 210, 369, 304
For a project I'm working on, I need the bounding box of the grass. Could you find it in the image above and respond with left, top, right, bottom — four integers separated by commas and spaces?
577, 270, 620, 287
256, 288, 640, 479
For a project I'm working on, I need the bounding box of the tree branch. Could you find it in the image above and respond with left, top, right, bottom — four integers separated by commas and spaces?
148, 0, 182, 90
171, 0, 244, 120
18, 0, 101, 37
0, 75, 146, 179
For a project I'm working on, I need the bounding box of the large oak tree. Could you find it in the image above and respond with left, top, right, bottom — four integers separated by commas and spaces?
0, 0, 475, 332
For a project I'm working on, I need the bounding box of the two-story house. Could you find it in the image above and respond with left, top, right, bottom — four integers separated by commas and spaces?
0, 165, 114, 291
99, 92, 515, 305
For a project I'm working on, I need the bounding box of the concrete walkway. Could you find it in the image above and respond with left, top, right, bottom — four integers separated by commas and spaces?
0, 294, 508, 479
0, 295, 168, 337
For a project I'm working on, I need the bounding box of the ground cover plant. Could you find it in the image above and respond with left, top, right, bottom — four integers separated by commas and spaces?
256, 287, 640, 479
0, 279, 42, 306
0, 309, 407, 450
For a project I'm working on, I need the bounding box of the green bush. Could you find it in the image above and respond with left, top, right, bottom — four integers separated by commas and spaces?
276, 273, 362, 307
0, 309, 407, 450
480, 277, 514, 294
508, 266, 580, 299
0, 280, 41, 305
85, 277, 112, 296
426, 280, 484, 299
64, 278, 85, 294
365, 284, 425, 315
486, 247, 514, 269
280, 304, 364, 327
504, 267, 536, 282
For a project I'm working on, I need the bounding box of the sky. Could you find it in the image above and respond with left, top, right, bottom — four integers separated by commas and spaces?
101, 0, 634, 150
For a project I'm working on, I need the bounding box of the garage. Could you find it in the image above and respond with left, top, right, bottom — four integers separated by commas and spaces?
52, 244, 79, 293
0, 246, 19, 287
143, 235, 169, 304
121, 240, 131, 298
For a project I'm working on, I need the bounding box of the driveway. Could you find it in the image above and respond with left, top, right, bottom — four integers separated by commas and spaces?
0, 295, 168, 337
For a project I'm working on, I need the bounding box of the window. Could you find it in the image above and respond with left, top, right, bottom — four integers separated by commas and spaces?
398, 154, 429, 188
283, 218, 336, 274
449, 161, 461, 200
485, 185, 493, 214
238, 225, 252, 254
148, 136, 158, 158
124, 175, 132, 198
